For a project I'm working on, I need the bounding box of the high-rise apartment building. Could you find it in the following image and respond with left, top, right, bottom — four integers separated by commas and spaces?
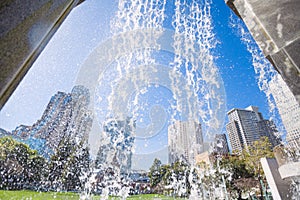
226, 106, 280, 153
269, 75, 300, 148
168, 120, 203, 164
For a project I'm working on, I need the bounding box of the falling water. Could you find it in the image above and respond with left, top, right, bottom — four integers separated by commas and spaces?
171, 0, 226, 198
229, 13, 300, 200
228, 14, 282, 132
76, 0, 225, 199
75, 0, 298, 199
1, 1, 299, 199
171, 0, 225, 143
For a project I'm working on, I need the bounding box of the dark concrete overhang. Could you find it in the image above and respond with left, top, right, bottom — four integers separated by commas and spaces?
0, 0, 85, 109
225, 0, 242, 19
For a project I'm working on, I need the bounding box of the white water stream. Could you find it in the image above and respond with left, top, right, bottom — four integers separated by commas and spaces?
74, 0, 297, 199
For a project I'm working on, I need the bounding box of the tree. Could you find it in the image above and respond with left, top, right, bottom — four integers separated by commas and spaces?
219, 155, 255, 199
0, 136, 47, 190
218, 137, 274, 199
242, 137, 274, 176
170, 160, 190, 197
148, 158, 162, 188
148, 159, 191, 197
26, 154, 48, 188
48, 135, 90, 191
62, 142, 90, 191
160, 164, 172, 186
48, 135, 73, 190
241, 136, 274, 199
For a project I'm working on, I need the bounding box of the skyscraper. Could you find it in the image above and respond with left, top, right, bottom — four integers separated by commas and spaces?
168, 120, 203, 164
33, 85, 93, 151
269, 75, 300, 148
226, 106, 280, 153
95, 117, 135, 174
214, 134, 229, 155
7, 85, 93, 157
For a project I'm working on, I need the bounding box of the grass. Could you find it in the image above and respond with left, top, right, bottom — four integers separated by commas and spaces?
0, 190, 79, 200
127, 194, 186, 199
0, 190, 186, 200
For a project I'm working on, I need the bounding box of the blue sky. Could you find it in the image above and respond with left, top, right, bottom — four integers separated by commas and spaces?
0, 0, 278, 169
210, 2, 270, 116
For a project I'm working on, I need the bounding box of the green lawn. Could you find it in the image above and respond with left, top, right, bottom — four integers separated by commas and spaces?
0, 190, 79, 200
0, 190, 185, 200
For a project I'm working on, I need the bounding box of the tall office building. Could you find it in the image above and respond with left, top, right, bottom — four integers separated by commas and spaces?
214, 134, 229, 155
226, 106, 280, 153
269, 75, 300, 148
7, 85, 93, 157
168, 120, 203, 164
95, 117, 135, 174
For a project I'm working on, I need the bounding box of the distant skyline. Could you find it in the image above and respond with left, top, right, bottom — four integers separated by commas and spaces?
0, 0, 285, 169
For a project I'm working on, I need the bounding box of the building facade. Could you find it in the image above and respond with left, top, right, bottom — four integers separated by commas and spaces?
3, 85, 93, 158
226, 106, 280, 153
168, 120, 203, 164
214, 134, 229, 155
95, 117, 135, 174
269, 75, 300, 148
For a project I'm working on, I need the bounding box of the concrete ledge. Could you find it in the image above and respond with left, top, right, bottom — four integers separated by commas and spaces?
261, 157, 292, 200
278, 161, 300, 179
